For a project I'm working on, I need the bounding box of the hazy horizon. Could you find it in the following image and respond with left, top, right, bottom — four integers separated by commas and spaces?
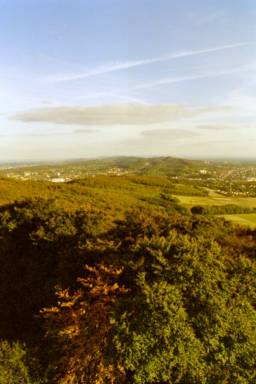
1, 0, 256, 161
1, 155, 256, 167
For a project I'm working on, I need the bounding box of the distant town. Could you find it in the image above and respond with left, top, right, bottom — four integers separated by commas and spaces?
1, 157, 256, 197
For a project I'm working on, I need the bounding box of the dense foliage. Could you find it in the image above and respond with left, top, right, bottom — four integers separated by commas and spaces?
0, 176, 255, 383
0, 340, 37, 384
191, 204, 256, 215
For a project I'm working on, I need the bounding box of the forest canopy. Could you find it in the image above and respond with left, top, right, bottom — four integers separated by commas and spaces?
0, 177, 255, 383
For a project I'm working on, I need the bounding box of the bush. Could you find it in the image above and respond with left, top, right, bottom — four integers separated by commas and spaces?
191, 204, 255, 215
108, 229, 256, 383
0, 340, 37, 384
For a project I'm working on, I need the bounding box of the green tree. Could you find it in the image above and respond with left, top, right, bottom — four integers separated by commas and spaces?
0, 340, 39, 384
108, 221, 256, 383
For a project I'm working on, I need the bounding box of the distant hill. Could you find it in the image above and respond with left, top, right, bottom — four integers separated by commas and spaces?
2, 157, 256, 200
60, 156, 206, 176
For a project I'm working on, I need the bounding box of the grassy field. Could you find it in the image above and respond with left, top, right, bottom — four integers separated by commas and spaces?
174, 192, 256, 228
174, 194, 256, 209
219, 213, 256, 228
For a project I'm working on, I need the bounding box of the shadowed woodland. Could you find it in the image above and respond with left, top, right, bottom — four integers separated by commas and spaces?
0, 184, 255, 383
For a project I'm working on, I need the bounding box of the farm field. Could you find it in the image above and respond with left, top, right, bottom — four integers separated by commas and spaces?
220, 213, 256, 228
174, 192, 256, 227
175, 194, 256, 209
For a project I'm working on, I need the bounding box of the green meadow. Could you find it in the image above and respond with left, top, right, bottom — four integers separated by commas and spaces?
174, 193, 256, 209
174, 193, 256, 227
220, 213, 256, 228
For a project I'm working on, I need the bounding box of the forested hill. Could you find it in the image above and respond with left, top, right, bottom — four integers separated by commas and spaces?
65, 156, 203, 176
0, 173, 207, 212
2, 157, 256, 199
0, 156, 205, 179
0, 174, 255, 383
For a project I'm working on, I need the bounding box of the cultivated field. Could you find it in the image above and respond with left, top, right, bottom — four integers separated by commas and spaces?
220, 213, 256, 228
175, 194, 256, 209
175, 192, 256, 228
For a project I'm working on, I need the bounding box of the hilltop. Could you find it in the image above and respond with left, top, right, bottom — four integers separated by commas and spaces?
0, 156, 204, 178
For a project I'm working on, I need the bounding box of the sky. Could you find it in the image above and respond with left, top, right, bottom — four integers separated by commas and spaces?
0, 0, 256, 161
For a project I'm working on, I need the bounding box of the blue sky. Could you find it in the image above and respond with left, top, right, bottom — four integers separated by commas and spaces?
0, 0, 256, 161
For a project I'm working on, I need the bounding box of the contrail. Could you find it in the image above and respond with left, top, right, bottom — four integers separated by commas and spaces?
131, 64, 254, 90
43, 42, 251, 83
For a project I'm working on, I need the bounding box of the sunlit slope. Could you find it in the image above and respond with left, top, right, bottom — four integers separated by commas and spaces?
1, 175, 256, 228
175, 194, 256, 209
220, 213, 256, 228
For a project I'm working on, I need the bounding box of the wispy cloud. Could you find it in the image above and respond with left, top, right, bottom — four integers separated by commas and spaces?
196, 123, 240, 130
73, 128, 97, 134
226, 88, 256, 112
115, 129, 200, 156
42, 42, 251, 83
131, 64, 255, 90
141, 128, 198, 140
196, 122, 256, 130
11, 103, 224, 126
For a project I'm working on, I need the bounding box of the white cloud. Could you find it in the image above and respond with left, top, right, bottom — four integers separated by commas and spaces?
226, 89, 256, 112
196, 123, 243, 130
73, 128, 97, 134
141, 128, 198, 139
11, 103, 216, 126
